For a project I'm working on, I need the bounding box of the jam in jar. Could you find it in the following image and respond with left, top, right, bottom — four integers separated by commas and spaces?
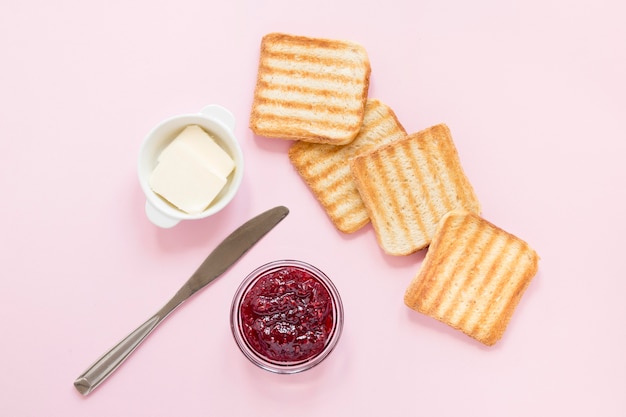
230, 260, 343, 373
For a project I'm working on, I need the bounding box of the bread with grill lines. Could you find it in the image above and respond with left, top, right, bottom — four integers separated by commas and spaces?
249, 33, 371, 145
350, 124, 480, 255
404, 209, 540, 346
288, 99, 407, 233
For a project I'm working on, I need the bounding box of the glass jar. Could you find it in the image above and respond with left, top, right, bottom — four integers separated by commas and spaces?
230, 260, 343, 373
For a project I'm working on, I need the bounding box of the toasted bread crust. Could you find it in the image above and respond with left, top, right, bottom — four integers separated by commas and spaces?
289, 99, 407, 233
404, 210, 539, 346
250, 33, 371, 145
350, 124, 480, 255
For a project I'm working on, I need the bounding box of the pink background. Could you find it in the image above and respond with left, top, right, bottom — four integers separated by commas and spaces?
1, 0, 624, 416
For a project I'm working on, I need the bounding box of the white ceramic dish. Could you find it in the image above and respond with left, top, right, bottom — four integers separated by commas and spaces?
138, 105, 244, 228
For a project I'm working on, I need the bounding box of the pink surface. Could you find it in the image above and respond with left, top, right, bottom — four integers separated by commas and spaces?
1, 1, 625, 416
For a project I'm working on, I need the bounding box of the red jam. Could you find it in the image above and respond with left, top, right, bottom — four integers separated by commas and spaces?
240, 266, 334, 363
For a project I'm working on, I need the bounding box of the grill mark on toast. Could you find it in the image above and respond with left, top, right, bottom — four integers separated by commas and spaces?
371, 150, 405, 247
390, 143, 425, 252
265, 38, 364, 54
328, 203, 367, 226
257, 71, 364, 95
463, 236, 522, 339
351, 157, 381, 223
425, 130, 456, 217
321, 167, 354, 200
253, 112, 361, 133
454, 233, 514, 333
363, 101, 385, 123
406, 138, 439, 238
309, 163, 354, 198
488, 251, 537, 342
433, 223, 493, 320
397, 140, 436, 250
329, 195, 365, 222
406, 214, 463, 307
434, 125, 479, 212
309, 161, 391, 222
293, 152, 367, 231
262, 49, 367, 69
303, 153, 343, 177
471, 244, 533, 344
254, 96, 362, 117
290, 144, 334, 171
449, 230, 506, 328
259, 62, 363, 85
354, 151, 405, 248
361, 112, 395, 142
334, 205, 368, 228
419, 216, 481, 314
253, 90, 363, 111
440, 225, 501, 324
256, 79, 360, 100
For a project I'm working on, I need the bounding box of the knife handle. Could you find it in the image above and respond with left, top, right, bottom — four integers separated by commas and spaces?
74, 284, 192, 396
73, 313, 162, 395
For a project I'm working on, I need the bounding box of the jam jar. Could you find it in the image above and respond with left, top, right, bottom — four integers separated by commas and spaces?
230, 260, 343, 373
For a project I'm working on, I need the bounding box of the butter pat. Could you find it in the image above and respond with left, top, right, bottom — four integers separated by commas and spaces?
149, 125, 235, 214
150, 154, 227, 214
158, 125, 234, 177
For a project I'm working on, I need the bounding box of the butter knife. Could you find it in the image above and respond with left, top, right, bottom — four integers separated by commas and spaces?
73, 206, 289, 396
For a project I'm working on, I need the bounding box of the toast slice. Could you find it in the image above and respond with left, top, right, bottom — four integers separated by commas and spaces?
350, 124, 480, 255
249, 32, 371, 145
288, 99, 407, 233
404, 210, 539, 346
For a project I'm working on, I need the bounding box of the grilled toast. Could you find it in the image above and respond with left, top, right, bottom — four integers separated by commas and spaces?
404, 209, 539, 346
350, 124, 480, 255
288, 99, 407, 233
249, 33, 371, 145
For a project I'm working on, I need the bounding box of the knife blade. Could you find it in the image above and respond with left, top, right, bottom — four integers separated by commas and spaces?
73, 205, 289, 396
